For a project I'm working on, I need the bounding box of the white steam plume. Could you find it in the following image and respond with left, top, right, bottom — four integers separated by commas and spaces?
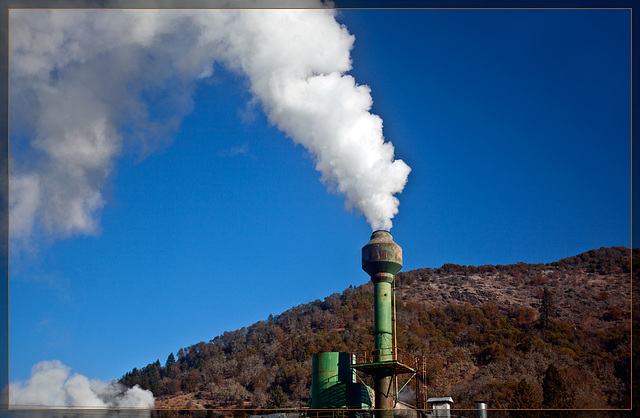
9, 5, 411, 243
8, 360, 155, 409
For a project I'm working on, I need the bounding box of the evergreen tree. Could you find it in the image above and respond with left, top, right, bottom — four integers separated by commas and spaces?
511, 378, 540, 409
266, 385, 288, 409
510, 378, 540, 418
542, 364, 574, 408
166, 352, 176, 368
538, 289, 556, 329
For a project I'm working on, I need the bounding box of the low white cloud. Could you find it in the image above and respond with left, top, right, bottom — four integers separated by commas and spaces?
8, 360, 155, 409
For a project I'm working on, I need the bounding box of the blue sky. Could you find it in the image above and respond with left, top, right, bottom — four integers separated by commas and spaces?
8, 7, 631, 385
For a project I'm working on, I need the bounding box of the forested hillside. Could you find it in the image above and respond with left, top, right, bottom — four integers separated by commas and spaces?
120, 247, 634, 410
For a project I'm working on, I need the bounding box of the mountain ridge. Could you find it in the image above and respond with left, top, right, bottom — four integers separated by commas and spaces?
120, 246, 634, 410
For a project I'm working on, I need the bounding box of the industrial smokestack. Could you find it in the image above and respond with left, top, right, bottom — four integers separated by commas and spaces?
362, 230, 402, 418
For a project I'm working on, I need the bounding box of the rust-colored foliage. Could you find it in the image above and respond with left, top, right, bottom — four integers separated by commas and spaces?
121, 247, 631, 410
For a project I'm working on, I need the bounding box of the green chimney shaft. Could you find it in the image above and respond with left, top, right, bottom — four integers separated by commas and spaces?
362, 230, 402, 416
362, 230, 402, 362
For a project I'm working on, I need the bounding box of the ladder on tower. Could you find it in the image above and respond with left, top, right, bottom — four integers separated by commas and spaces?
414, 355, 428, 417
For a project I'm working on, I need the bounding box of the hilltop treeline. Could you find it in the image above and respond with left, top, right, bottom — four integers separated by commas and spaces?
120, 247, 634, 410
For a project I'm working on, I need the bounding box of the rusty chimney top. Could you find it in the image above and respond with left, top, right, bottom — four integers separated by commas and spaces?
362, 230, 402, 278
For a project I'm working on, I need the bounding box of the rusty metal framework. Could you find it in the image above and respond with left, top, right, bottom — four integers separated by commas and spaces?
414, 355, 428, 416
351, 348, 427, 411
351, 348, 416, 375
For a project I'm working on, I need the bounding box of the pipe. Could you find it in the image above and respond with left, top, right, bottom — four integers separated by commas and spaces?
475, 401, 488, 418
393, 279, 398, 361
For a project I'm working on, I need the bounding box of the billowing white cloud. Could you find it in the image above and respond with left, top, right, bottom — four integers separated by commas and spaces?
8, 360, 155, 409
9, 5, 411, 244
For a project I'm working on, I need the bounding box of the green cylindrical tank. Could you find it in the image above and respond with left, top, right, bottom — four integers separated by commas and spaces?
311, 352, 353, 409
311, 352, 372, 409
